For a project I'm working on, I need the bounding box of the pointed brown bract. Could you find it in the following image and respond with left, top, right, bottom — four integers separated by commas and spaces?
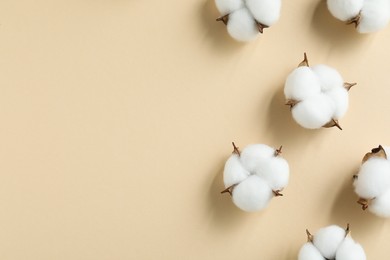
275, 145, 283, 156
306, 229, 314, 242
285, 99, 299, 109
362, 145, 387, 163
273, 190, 283, 197
255, 21, 269, 34
298, 52, 309, 67
232, 142, 241, 156
346, 12, 361, 28
216, 14, 229, 25
221, 184, 236, 196
323, 119, 342, 130
345, 223, 350, 236
357, 198, 370, 210
344, 82, 357, 91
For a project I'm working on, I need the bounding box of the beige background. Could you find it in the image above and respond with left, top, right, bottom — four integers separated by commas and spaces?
0, 0, 389, 259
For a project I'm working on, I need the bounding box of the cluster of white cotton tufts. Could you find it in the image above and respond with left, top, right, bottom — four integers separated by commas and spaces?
354, 145, 390, 217
284, 53, 355, 130
221, 142, 289, 212
327, 0, 390, 33
298, 225, 366, 260
214, 0, 281, 41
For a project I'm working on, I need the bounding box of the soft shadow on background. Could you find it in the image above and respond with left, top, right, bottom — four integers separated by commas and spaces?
198, 0, 244, 54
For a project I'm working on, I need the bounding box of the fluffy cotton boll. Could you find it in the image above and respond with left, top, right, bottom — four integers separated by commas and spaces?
227, 8, 259, 41
215, 0, 244, 15
354, 158, 390, 199
245, 0, 281, 26
327, 0, 364, 21
298, 243, 326, 260
369, 189, 390, 217
291, 94, 335, 129
326, 87, 349, 119
284, 67, 321, 101
255, 156, 289, 191
335, 236, 366, 260
223, 154, 250, 187
357, 0, 390, 33
311, 64, 344, 92
313, 225, 346, 259
232, 175, 273, 212
240, 144, 275, 173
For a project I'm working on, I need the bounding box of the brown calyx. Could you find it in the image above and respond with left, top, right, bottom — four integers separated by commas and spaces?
346, 12, 361, 28
221, 184, 236, 196
344, 82, 357, 91
232, 142, 241, 156
216, 14, 229, 25
255, 21, 269, 34
273, 190, 283, 197
306, 229, 314, 242
323, 119, 343, 130
298, 52, 309, 67
362, 145, 387, 163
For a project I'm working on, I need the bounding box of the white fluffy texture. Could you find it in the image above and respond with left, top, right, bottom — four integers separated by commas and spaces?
245, 0, 281, 26
215, 0, 244, 15
358, 0, 390, 33
227, 8, 259, 41
284, 67, 321, 101
383, 146, 390, 159
326, 87, 349, 119
223, 154, 250, 187
298, 243, 325, 260
327, 0, 364, 21
292, 94, 335, 129
335, 237, 366, 260
369, 189, 390, 217
311, 64, 344, 92
239, 144, 275, 172
215, 0, 281, 41
255, 156, 289, 191
313, 225, 346, 259
232, 175, 273, 212
222, 143, 290, 212
284, 64, 350, 129
354, 158, 390, 199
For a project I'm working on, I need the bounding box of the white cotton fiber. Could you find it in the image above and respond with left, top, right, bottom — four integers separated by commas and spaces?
240, 144, 275, 172
313, 225, 346, 259
284, 67, 321, 101
357, 0, 390, 33
232, 175, 273, 212
369, 189, 390, 217
354, 158, 390, 199
292, 94, 335, 129
327, 0, 364, 21
215, 0, 244, 15
335, 236, 366, 260
298, 243, 326, 260
227, 8, 259, 41
383, 146, 390, 159
311, 64, 344, 92
223, 154, 250, 187
326, 87, 349, 119
245, 0, 281, 26
255, 156, 289, 191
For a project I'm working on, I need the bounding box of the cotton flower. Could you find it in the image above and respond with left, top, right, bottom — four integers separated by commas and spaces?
284, 53, 356, 130
215, 0, 281, 41
221, 142, 289, 212
354, 145, 390, 217
298, 224, 366, 260
327, 0, 390, 33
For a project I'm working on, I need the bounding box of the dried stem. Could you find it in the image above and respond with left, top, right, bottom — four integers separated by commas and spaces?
275, 146, 283, 156
298, 52, 309, 67
216, 14, 229, 25
306, 229, 314, 242
232, 142, 241, 156
357, 198, 370, 210
344, 82, 357, 91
